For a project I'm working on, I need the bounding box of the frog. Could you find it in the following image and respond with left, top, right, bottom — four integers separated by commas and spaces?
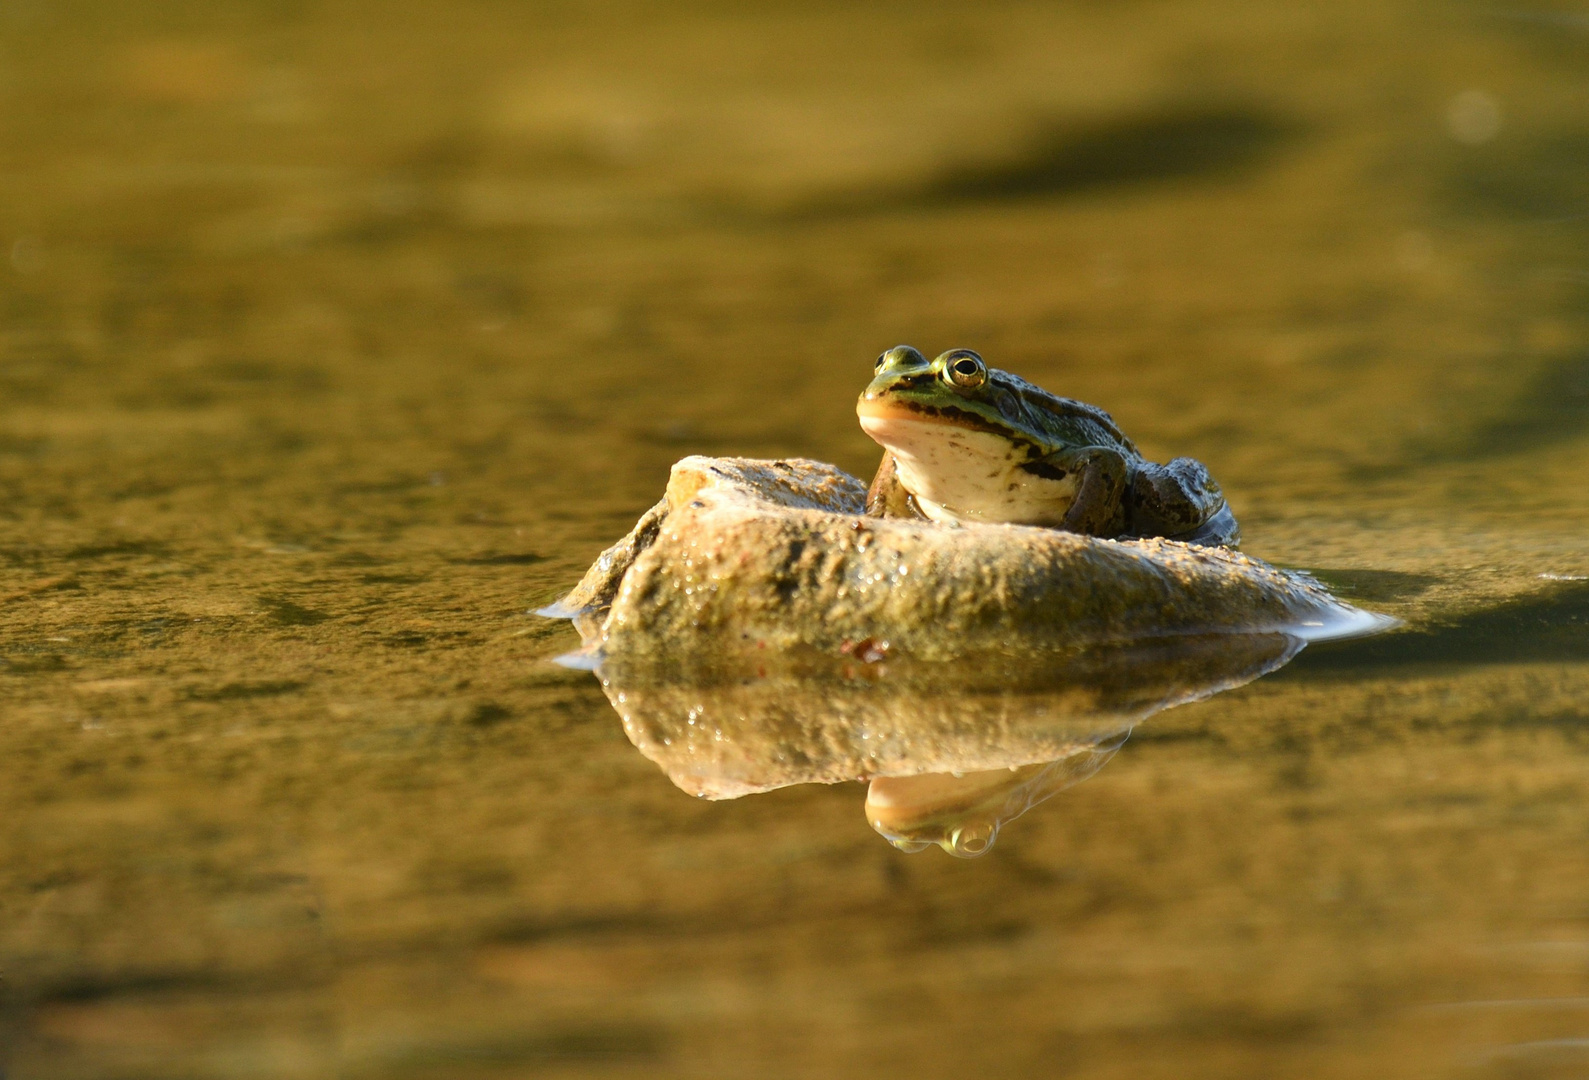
856, 345, 1239, 546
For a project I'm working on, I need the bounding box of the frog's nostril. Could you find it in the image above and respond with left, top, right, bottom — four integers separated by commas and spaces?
878, 345, 927, 372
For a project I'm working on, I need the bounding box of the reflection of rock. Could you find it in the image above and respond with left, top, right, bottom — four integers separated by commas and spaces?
599, 632, 1303, 799
548, 456, 1384, 663
546, 455, 1391, 855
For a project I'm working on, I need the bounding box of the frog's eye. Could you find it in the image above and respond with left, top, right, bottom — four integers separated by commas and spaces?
943, 350, 987, 390
875, 352, 888, 371
946, 818, 998, 858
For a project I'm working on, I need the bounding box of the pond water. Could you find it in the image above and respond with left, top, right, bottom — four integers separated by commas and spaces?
2, 2, 1588, 1077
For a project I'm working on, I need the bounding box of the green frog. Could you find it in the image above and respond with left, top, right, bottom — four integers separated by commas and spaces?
857, 345, 1239, 546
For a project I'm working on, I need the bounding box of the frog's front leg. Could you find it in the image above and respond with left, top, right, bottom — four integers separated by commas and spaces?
1049, 447, 1129, 536
865, 451, 927, 519
1127, 457, 1239, 546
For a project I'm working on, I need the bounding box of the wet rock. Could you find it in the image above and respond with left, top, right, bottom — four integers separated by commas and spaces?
546, 455, 1382, 665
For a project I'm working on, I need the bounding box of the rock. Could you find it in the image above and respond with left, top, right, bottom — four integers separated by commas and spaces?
545, 455, 1385, 667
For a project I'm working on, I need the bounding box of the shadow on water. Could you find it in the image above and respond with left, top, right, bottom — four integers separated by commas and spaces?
1283, 578, 1589, 675
1408, 350, 1589, 461
787, 105, 1296, 219
1466, 350, 1589, 455
1402, 126, 1589, 461
930, 107, 1295, 202
1302, 568, 1442, 603
1448, 126, 1589, 222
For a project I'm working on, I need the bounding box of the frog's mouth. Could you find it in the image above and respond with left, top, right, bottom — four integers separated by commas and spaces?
856, 398, 1000, 437
857, 398, 1042, 454
854, 407, 966, 459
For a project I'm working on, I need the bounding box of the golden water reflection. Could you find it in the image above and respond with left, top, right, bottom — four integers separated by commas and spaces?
4, 0, 1589, 1075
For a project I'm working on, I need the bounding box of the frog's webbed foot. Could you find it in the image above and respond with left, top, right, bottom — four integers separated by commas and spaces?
865, 451, 929, 519
1127, 457, 1240, 547
1054, 447, 1129, 537
1167, 502, 1241, 547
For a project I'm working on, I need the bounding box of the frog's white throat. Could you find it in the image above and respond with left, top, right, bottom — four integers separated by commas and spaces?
858, 413, 1078, 527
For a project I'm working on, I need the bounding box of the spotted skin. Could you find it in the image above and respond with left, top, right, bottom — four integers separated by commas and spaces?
858, 346, 1238, 547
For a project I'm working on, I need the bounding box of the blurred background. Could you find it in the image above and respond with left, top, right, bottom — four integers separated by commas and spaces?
2, 1, 1589, 1077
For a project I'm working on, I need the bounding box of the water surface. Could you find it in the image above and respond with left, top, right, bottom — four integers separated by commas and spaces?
2, 2, 1588, 1077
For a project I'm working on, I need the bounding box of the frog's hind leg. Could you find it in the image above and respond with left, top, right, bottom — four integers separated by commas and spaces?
865, 451, 928, 519
1127, 457, 1240, 547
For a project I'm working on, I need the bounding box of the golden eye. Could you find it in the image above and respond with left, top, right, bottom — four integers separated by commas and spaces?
947, 819, 997, 858
944, 350, 986, 389
875, 352, 887, 371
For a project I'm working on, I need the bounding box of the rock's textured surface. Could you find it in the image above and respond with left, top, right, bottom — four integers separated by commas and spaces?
552, 456, 1379, 664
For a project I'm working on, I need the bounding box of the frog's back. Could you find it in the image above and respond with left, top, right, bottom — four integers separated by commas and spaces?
990, 369, 1141, 457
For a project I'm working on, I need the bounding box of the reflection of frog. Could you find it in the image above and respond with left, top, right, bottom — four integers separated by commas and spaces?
865, 733, 1126, 858
857, 346, 1239, 546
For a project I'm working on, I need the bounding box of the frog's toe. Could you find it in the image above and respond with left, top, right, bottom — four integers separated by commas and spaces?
1165, 503, 1241, 548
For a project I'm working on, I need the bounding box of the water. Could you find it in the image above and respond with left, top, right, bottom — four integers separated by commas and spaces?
1, 2, 1588, 1076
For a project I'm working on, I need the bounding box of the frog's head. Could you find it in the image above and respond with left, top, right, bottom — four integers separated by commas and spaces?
864, 769, 1006, 858
865, 748, 1126, 858
856, 345, 1004, 433
856, 345, 1089, 525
